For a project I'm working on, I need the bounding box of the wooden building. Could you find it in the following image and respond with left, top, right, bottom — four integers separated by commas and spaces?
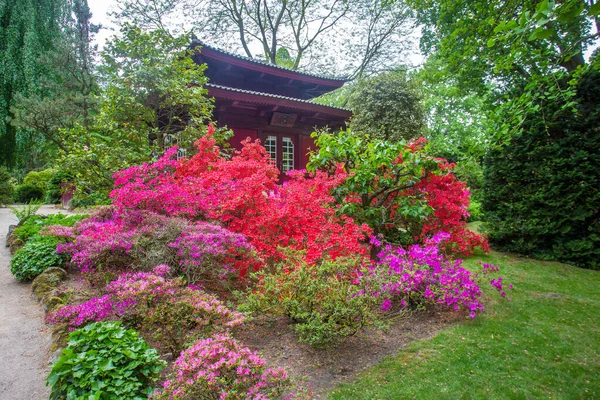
191, 40, 351, 175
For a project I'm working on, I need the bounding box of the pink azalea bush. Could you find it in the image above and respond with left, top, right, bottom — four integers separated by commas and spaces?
47, 266, 245, 354
154, 334, 311, 400
51, 207, 258, 284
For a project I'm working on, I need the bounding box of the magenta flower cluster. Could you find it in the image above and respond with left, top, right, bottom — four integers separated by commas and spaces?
53, 207, 256, 278
168, 221, 255, 282
47, 265, 245, 331
155, 334, 311, 400
363, 232, 510, 319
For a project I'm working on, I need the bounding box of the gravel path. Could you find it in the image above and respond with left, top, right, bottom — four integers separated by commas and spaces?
0, 205, 73, 400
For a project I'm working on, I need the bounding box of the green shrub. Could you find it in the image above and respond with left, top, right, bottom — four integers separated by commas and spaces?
47, 321, 165, 400
240, 255, 383, 347
483, 67, 600, 269
0, 167, 15, 205
13, 213, 87, 244
348, 70, 426, 142
10, 236, 64, 281
45, 170, 73, 204
23, 169, 53, 192
467, 199, 483, 222
70, 192, 111, 209
15, 184, 44, 203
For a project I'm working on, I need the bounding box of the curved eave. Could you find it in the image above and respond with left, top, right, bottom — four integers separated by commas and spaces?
206, 84, 352, 119
193, 40, 348, 89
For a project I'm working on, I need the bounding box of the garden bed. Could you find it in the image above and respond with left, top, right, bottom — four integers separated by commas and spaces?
234, 309, 463, 396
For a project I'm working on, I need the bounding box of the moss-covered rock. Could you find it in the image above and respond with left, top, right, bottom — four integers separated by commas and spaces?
31, 267, 68, 303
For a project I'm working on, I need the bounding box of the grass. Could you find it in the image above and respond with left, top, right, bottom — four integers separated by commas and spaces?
329, 251, 600, 399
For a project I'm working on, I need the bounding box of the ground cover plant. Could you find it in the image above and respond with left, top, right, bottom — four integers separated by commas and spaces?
48, 207, 258, 284
10, 236, 66, 281
47, 321, 165, 400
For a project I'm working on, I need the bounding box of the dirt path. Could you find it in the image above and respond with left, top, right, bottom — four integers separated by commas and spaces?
0, 205, 73, 400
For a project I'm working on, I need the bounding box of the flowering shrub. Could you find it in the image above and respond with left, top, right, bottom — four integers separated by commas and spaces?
111, 133, 371, 266
53, 208, 257, 283
411, 172, 489, 256
241, 253, 384, 346
363, 233, 509, 318
48, 266, 245, 354
308, 130, 488, 256
154, 334, 311, 400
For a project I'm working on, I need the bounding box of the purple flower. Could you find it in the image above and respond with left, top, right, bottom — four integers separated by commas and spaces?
380, 299, 392, 311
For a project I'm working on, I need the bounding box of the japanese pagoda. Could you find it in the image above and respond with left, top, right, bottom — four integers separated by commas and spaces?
191, 40, 351, 175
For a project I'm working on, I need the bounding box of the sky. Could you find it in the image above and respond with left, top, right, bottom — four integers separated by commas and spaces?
89, 0, 119, 50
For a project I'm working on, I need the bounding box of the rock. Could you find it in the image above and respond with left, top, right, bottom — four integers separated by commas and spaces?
48, 348, 63, 365
41, 295, 64, 313
31, 267, 68, 303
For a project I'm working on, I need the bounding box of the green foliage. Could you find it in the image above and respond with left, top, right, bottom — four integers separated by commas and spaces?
22, 168, 54, 194
308, 130, 435, 244
70, 192, 112, 209
57, 26, 215, 197
45, 170, 73, 204
10, 236, 64, 281
0, 166, 15, 205
0, 0, 68, 168
15, 184, 44, 203
13, 213, 87, 244
8, 201, 42, 225
348, 70, 426, 142
483, 67, 600, 269
47, 321, 165, 400
241, 255, 384, 347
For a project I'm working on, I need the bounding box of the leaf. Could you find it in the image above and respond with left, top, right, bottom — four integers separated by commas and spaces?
590, 2, 600, 16
487, 38, 496, 48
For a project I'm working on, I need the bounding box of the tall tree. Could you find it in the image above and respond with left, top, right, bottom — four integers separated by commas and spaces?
114, 0, 417, 78
0, 0, 68, 168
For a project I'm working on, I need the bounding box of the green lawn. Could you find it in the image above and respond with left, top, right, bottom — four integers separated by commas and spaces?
329, 251, 600, 399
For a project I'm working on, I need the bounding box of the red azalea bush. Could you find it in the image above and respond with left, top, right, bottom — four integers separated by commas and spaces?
411, 170, 489, 256
110, 133, 371, 267
308, 131, 488, 256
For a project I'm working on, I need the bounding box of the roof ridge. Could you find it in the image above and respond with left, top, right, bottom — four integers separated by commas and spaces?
205, 83, 351, 112
192, 39, 349, 83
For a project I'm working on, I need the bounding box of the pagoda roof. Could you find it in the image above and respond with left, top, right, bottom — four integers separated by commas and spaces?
192, 40, 348, 99
206, 83, 351, 119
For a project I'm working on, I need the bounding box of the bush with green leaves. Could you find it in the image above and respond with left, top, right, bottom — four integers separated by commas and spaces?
47, 321, 165, 400
0, 167, 14, 205
483, 67, 600, 269
10, 236, 65, 281
15, 184, 44, 203
240, 254, 384, 347
13, 213, 87, 244
23, 168, 53, 192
